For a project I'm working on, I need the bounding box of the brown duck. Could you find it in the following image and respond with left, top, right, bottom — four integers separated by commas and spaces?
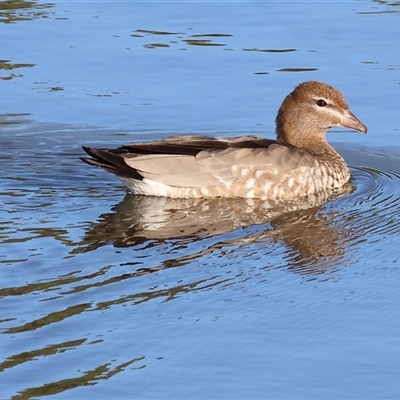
81, 81, 367, 200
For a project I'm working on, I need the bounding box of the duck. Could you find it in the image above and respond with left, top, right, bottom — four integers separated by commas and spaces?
81, 81, 367, 200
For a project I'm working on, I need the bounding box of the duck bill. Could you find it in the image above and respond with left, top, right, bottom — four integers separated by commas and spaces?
340, 109, 368, 134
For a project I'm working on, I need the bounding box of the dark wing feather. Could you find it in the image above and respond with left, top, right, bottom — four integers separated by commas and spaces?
119, 135, 276, 156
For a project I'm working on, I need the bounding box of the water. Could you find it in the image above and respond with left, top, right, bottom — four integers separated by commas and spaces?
1, 1, 400, 399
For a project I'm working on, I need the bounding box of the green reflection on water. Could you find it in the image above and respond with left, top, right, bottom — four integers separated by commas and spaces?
0, 60, 35, 70
277, 67, 319, 72
243, 47, 297, 53
10, 357, 145, 400
0, 339, 87, 372
132, 28, 232, 48
136, 28, 181, 35
183, 39, 226, 47
0, 59, 35, 80
0, 0, 54, 24
5, 303, 92, 334
143, 43, 170, 49
190, 33, 233, 37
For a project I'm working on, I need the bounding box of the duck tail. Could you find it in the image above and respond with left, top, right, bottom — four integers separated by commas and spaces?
80, 146, 142, 180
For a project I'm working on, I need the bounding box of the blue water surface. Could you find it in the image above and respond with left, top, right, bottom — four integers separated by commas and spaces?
1, 1, 400, 399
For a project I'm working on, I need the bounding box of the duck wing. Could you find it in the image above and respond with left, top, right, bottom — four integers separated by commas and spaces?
81, 134, 314, 188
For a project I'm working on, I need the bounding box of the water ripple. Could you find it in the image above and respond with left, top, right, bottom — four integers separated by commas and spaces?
1, 129, 400, 341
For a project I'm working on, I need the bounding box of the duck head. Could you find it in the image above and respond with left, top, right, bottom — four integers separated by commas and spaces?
276, 81, 367, 150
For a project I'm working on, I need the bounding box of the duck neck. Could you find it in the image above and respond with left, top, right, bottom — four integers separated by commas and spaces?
278, 129, 321, 149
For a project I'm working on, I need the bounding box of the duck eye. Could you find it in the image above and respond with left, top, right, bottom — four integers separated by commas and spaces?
317, 99, 327, 107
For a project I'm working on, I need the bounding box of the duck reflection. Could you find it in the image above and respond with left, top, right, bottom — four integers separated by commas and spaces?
76, 183, 355, 274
